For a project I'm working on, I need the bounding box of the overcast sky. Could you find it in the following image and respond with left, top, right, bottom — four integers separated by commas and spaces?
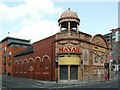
0, 0, 118, 43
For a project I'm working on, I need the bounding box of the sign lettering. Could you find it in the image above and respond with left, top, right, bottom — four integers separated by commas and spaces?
59, 47, 80, 53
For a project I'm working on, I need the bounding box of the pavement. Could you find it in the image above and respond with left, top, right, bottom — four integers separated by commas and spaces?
2, 73, 119, 89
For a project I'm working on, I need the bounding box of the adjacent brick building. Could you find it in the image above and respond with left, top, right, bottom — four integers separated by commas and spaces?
0, 37, 31, 76
111, 28, 120, 65
13, 8, 110, 81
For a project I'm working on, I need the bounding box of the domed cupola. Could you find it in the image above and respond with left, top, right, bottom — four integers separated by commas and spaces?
58, 8, 80, 33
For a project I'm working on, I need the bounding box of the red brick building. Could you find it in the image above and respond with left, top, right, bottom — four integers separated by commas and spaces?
13, 8, 110, 81
0, 37, 31, 76
14, 36, 56, 80
111, 28, 120, 65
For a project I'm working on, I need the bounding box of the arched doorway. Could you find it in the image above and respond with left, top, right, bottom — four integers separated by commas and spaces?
70, 65, 78, 80
60, 65, 68, 80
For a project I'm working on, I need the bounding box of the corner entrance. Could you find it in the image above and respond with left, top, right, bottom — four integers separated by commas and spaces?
60, 65, 68, 80
70, 65, 78, 80
60, 65, 78, 80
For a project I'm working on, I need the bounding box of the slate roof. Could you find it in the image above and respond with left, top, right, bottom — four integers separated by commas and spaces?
14, 46, 34, 57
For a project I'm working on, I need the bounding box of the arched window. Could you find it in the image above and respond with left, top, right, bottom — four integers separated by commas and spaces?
43, 56, 50, 73
100, 55, 104, 63
94, 53, 99, 63
14, 61, 19, 73
29, 58, 34, 72
19, 61, 23, 73
36, 58, 40, 72
24, 60, 28, 72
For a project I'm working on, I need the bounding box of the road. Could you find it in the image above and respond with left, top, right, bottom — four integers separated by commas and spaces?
2, 74, 119, 90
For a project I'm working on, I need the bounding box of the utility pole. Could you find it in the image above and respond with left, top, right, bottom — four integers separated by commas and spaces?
56, 54, 58, 83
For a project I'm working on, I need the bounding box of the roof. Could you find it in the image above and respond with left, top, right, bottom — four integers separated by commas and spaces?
58, 8, 80, 23
7, 42, 31, 46
91, 34, 109, 48
14, 46, 34, 57
60, 8, 78, 19
111, 27, 120, 32
1, 36, 30, 43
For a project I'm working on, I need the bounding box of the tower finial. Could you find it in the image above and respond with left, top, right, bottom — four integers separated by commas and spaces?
68, 8, 70, 10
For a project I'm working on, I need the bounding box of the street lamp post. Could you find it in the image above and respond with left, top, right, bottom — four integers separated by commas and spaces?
110, 59, 113, 80
80, 59, 84, 81
56, 54, 58, 83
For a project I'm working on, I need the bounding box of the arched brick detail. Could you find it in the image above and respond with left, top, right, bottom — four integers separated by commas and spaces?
35, 56, 41, 62
14, 60, 19, 64
29, 58, 34, 63
42, 55, 51, 62
19, 60, 24, 64
23, 59, 29, 63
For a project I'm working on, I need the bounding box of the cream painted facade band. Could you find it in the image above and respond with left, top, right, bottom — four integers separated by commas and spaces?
58, 57, 80, 65
93, 46, 105, 52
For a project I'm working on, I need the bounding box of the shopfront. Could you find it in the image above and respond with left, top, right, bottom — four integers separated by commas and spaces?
58, 56, 80, 80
